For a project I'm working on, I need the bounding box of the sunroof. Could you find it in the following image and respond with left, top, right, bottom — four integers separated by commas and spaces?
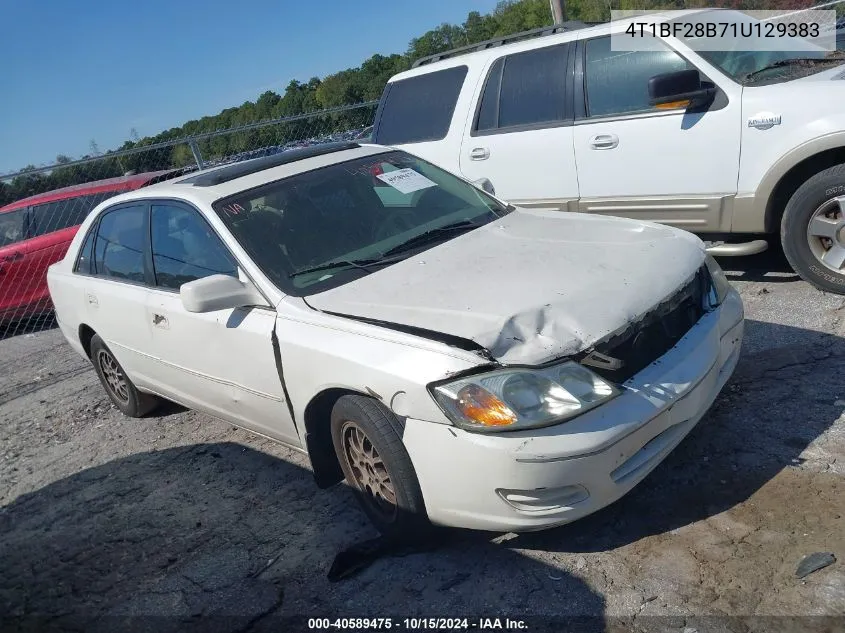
180, 141, 361, 187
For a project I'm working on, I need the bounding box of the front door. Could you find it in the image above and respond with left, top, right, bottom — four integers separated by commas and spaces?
143, 202, 298, 446
572, 35, 741, 232
458, 42, 580, 211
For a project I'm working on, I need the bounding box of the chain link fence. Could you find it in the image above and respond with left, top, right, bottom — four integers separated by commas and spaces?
0, 102, 378, 340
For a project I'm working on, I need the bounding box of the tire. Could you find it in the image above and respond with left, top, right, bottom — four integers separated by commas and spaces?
781, 163, 845, 294
90, 334, 159, 417
330, 394, 431, 540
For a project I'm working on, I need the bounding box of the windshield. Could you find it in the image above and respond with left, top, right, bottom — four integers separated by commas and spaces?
673, 10, 843, 85
212, 150, 511, 296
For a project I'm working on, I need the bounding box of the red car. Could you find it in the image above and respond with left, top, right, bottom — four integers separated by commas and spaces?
0, 170, 179, 326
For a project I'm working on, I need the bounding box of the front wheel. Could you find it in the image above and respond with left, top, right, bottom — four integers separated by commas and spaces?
330, 395, 431, 540
781, 164, 845, 294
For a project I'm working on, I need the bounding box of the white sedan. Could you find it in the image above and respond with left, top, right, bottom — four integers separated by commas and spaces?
47, 142, 744, 537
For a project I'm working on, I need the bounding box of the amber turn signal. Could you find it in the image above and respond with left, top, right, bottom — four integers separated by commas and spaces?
455, 384, 517, 426
655, 99, 690, 110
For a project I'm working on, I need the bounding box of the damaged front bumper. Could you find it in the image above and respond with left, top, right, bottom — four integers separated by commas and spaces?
401, 289, 744, 532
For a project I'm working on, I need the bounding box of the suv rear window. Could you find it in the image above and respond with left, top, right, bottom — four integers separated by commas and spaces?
372, 66, 468, 145
475, 44, 570, 133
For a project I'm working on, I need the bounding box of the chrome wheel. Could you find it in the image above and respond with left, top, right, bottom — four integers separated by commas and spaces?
806, 196, 845, 273
341, 420, 397, 521
97, 350, 129, 403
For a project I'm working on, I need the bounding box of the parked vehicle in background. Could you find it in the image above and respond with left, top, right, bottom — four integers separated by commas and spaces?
374, 8, 845, 294
47, 142, 743, 536
0, 170, 180, 325
354, 125, 374, 141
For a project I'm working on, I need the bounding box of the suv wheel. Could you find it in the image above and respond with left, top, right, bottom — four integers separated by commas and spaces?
781, 164, 845, 293
330, 394, 431, 540
90, 334, 159, 417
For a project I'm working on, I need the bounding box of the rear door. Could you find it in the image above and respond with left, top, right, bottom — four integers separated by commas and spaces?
458, 42, 579, 211
79, 202, 158, 384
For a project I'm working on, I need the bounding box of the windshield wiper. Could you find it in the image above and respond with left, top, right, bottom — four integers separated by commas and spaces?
289, 256, 405, 278
743, 54, 845, 81
381, 220, 481, 257
289, 220, 483, 278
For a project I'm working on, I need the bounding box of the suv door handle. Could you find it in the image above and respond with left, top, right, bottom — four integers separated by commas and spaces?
469, 147, 490, 161
2, 251, 23, 262
589, 134, 619, 150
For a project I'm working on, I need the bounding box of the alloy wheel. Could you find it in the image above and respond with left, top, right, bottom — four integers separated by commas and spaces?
97, 350, 129, 403
806, 196, 845, 274
340, 420, 398, 522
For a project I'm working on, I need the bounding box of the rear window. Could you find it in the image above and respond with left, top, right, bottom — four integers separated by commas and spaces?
31, 191, 123, 237
372, 66, 468, 145
475, 44, 570, 133
93, 205, 147, 283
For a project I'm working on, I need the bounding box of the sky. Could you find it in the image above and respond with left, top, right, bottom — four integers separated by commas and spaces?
0, 0, 499, 173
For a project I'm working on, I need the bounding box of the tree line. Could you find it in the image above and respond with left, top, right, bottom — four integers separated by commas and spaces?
0, 0, 832, 208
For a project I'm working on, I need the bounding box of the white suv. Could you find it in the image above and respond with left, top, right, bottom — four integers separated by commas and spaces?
374, 8, 845, 293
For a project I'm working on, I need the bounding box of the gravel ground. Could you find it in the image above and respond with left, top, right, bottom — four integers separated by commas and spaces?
1, 249, 844, 633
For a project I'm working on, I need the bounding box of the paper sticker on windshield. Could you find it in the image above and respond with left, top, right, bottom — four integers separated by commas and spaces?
376, 168, 437, 194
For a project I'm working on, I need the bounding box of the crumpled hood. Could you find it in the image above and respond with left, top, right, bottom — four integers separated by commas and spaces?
305, 209, 706, 365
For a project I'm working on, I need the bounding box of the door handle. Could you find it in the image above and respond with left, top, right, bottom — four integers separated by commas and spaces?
2, 251, 23, 262
469, 147, 490, 161
86, 293, 98, 307
589, 134, 619, 150
152, 313, 169, 329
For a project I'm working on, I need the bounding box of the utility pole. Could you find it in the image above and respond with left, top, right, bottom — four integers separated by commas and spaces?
549, 0, 566, 24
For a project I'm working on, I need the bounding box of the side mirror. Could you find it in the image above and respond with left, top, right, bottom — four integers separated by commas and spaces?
473, 177, 495, 196
648, 69, 715, 110
180, 274, 266, 313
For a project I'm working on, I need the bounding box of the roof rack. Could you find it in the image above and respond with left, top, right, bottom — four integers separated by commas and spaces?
411, 21, 594, 68
179, 141, 361, 187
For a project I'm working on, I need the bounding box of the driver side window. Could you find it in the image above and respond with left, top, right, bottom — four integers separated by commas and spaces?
150, 204, 238, 290
585, 35, 692, 118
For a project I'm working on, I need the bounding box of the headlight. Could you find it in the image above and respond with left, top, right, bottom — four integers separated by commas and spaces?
430, 361, 620, 433
704, 254, 732, 308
